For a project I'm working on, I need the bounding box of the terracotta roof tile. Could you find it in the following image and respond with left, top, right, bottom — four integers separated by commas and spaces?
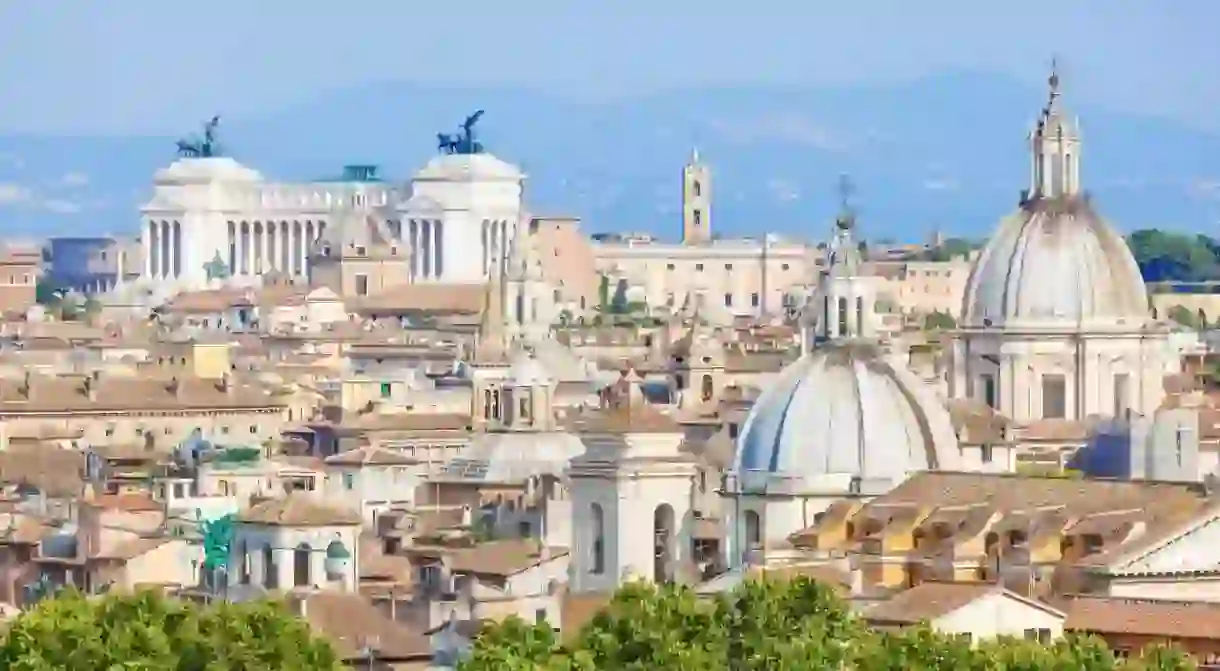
406, 538, 568, 578
296, 592, 432, 661
0, 374, 284, 413
1063, 596, 1220, 639
865, 581, 1055, 625
236, 492, 361, 527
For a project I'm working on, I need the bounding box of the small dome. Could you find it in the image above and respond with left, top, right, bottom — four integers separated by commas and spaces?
962, 198, 1148, 328
414, 153, 523, 182
154, 157, 262, 185
734, 342, 960, 490
505, 349, 553, 387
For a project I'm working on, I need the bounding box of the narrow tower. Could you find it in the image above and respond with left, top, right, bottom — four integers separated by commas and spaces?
682, 149, 712, 245
802, 176, 876, 354
1027, 60, 1081, 201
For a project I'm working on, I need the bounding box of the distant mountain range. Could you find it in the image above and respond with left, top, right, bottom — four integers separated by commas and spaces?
1, 71, 1219, 242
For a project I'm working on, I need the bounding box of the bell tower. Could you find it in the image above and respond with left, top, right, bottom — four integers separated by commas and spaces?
682, 149, 712, 245
1027, 60, 1082, 201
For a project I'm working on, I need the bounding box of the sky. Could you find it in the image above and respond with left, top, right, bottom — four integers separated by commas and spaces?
1, 1, 1218, 136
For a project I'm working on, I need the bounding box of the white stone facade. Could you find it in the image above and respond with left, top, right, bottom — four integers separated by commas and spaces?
229, 521, 359, 593
139, 153, 524, 293
568, 431, 699, 594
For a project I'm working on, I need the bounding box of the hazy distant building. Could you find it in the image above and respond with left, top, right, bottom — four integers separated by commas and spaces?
46, 236, 141, 294
592, 151, 816, 317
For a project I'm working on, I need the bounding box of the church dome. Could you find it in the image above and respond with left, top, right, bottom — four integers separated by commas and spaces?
733, 342, 960, 491
961, 198, 1149, 328
961, 68, 1149, 329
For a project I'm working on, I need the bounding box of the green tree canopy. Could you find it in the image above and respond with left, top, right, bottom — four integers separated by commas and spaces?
922, 237, 980, 262
1166, 304, 1199, 329
0, 588, 342, 670
33, 278, 64, 307
1128, 229, 1220, 284
923, 310, 957, 330
462, 577, 1198, 671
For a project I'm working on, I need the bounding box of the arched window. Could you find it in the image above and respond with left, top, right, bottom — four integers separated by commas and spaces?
700, 374, 713, 402
653, 504, 675, 584
837, 297, 848, 337
856, 296, 864, 333
483, 390, 492, 419
744, 510, 761, 550
293, 543, 312, 587
491, 390, 501, 420
590, 504, 606, 575
822, 296, 831, 336
262, 544, 276, 589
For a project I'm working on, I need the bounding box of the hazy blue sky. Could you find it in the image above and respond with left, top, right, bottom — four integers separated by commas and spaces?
0, 1, 1217, 135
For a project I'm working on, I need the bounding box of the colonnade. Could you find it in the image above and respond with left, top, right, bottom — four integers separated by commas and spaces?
227, 220, 326, 277
145, 220, 182, 279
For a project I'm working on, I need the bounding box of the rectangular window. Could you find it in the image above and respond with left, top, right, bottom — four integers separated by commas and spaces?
751, 293, 760, 308
355, 274, 369, 296
981, 374, 997, 409
692, 209, 702, 228
380, 382, 392, 398
1041, 374, 1067, 419
981, 444, 993, 464
723, 293, 733, 307
343, 473, 355, 490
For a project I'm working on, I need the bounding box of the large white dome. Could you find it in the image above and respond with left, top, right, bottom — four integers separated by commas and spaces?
733, 342, 960, 494
961, 190, 1148, 329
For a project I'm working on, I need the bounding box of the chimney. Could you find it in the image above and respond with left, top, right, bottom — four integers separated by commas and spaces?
219, 372, 232, 394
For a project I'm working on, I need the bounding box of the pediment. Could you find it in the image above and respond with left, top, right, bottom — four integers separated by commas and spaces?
1103, 506, 1220, 576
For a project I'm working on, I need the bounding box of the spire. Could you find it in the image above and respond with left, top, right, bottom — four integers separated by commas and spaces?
805, 175, 874, 348
1028, 57, 1081, 201
826, 174, 861, 275
689, 147, 701, 165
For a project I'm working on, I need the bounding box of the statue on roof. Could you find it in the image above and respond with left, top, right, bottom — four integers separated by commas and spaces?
436, 109, 487, 155
175, 115, 224, 158
203, 250, 231, 281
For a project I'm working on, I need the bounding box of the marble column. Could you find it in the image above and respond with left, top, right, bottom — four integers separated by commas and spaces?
146, 223, 157, 278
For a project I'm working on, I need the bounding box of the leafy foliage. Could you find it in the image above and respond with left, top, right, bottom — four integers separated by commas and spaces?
923, 310, 957, 330
1127, 229, 1220, 286
462, 577, 1200, 671
0, 588, 342, 670
1166, 304, 1200, 329
921, 237, 980, 262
